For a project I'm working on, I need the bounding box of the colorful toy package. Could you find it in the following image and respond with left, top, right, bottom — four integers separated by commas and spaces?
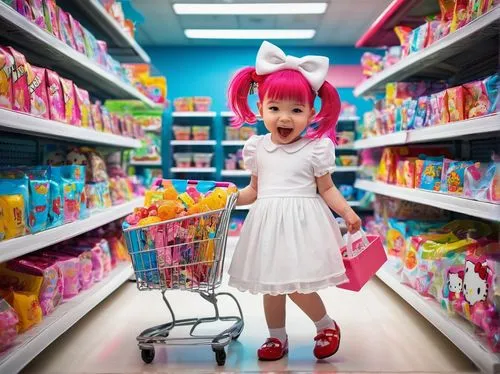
450, 0, 469, 33
68, 15, 86, 55
46, 69, 65, 122
447, 86, 465, 122
8, 47, 31, 113
28, 0, 47, 30
40, 251, 81, 299
49, 166, 79, 225
485, 74, 499, 114
436, 90, 450, 124
0, 289, 42, 333
443, 160, 474, 195
29, 66, 49, 119
57, 7, 76, 49
0, 298, 18, 352
58, 247, 94, 290
464, 161, 499, 203
60, 77, 80, 126
410, 24, 428, 54
25, 167, 50, 233
75, 86, 92, 128
420, 158, 443, 191
0, 46, 14, 109
463, 80, 489, 119
43, 0, 59, 38
0, 173, 29, 240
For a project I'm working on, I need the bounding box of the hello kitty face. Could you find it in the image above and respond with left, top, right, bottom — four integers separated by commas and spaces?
66, 150, 87, 166
45, 151, 65, 166
463, 260, 489, 306
448, 272, 463, 293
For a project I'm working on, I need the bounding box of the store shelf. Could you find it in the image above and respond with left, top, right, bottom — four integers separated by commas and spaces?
59, 0, 151, 63
221, 170, 252, 177
336, 145, 356, 151
222, 140, 247, 146
377, 267, 500, 374
143, 125, 162, 133
130, 160, 162, 166
355, 179, 500, 221
171, 140, 216, 146
354, 114, 500, 149
171, 167, 216, 173
336, 166, 362, 172
0, 109, 142, 148
172, 112, 217, 118
0, 197, 143, 264
0, 3, 156, 106
354, 8, 500, 97
338, 116, 360, 122
220, 111, 262, 119
0, 262, 133, 374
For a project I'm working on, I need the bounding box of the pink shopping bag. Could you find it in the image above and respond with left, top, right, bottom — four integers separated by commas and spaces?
337, 231, 387, 292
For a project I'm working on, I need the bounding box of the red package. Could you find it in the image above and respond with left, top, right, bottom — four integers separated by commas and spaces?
0, 47, 14, 109
75, 86, 92, 128
91, 103, 103, 131
29, 66, 49, 119
447, 86, 465, 122
463, 81, 489, 118
436, 90, 450, 124
43, 0, 59, 39
45, 69, 65, 122
450, 0, 469, 32
7, 47, 31, 113
60, 77, 80, 126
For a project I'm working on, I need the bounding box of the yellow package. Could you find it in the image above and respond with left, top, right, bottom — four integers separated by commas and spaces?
141, 76, 167, 104
0, 194, 26, 239
144, 190, 164, 207
1, 290, 42, 332
0, 263, 44, 295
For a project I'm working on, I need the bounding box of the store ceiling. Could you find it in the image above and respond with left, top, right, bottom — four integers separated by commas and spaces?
130, 0, 393, 46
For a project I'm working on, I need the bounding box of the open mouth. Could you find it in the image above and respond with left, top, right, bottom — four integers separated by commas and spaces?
277, 127, 293, 138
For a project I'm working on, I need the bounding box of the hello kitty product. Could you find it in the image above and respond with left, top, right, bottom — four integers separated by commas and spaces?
29, 66, 49, 119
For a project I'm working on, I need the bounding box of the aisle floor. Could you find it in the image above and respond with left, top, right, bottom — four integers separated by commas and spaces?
23, 239, 477, 374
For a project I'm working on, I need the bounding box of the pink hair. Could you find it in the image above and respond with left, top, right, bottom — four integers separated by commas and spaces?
227, 67, 341, 142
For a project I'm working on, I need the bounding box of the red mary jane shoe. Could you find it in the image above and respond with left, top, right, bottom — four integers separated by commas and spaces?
313, 323, 341, 359
257, 337, 288, 361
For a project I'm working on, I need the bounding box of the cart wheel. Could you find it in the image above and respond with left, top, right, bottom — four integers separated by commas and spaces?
141, 348, 155, 364
215, 349, 226, 366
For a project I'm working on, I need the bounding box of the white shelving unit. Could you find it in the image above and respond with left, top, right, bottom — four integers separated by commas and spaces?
62, 0, 151, 63
377, 268, 500, 374
143, 125, 162, 133
0, 109, 142, 148
172, 111, 217, 118
0, 197, 143, 263
130, 160, 162, 166
171, 140, 217, 146
0, 3, 157, 106
171, 167, 217, 173
221, 170, 252, 177
0, 262, 133, 374
336, 166, 362, 172
354, 114, 500, 149
355, 179, 500, 221
354, 8, 500, 97
222, 140, 247, 146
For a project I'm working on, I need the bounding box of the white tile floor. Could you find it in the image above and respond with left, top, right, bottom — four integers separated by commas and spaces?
23, 239, 477, 374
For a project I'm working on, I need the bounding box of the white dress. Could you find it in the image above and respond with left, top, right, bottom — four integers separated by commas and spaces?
228, 134, 348, 295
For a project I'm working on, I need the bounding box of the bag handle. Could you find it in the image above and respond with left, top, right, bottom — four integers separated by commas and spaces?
346, 230, 370, 258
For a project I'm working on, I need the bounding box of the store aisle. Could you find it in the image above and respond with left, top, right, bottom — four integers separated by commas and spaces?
23, 239, 477, 374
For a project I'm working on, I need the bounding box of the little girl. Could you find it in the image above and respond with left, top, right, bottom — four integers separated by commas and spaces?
227, 41, 362, 361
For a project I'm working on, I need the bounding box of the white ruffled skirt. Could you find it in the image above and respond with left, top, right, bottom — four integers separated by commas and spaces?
228, 196, 348, 295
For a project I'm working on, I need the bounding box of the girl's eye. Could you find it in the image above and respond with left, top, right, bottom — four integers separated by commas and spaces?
269, 106, 279, 111
292, 108, 303, 113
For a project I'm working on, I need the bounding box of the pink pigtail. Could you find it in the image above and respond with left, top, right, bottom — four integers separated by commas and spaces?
308, 81, 341, 143
227, 67, 259, 128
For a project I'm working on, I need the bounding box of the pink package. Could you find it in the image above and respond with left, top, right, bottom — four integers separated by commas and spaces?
96, 40, 108, 68
57, 7, 76, 49
0, 47, 14, 110
0, 298, 18, 352
46, 69, 65, 122
28, 0, 47, 30
60, 77, 81, 126
58, 248, 94, 290
43, 0, 60, 39
29, 66, 49, 119
79, 237, 112, 274
8, 255, 63, 315
40, 251, 81, 299
74, 243, 105, 282
8, 47, 30, 113
75, 86, 92, 128
16, 0, 32, 19
68, 14, 86, 55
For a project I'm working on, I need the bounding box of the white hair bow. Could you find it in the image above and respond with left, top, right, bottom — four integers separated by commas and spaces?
255, 41, 329, 92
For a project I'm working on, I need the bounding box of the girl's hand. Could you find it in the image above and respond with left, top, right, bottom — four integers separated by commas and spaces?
344, 210, 362, 234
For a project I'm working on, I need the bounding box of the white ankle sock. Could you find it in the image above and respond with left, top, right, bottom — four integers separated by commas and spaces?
269, 327, 287, 343
314, 314, 336, 332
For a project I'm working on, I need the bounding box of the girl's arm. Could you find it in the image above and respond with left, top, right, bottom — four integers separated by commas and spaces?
316, 174, 361, 234
237, 175, 258, 206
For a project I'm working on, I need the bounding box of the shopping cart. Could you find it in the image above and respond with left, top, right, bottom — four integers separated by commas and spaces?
123, 180, 243, 366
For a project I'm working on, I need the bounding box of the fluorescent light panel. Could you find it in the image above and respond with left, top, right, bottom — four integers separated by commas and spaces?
184, 29, 316, 39
173, 3, 327, 15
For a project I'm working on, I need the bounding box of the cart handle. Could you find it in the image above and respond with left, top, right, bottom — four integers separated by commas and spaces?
152, 178, 236, 191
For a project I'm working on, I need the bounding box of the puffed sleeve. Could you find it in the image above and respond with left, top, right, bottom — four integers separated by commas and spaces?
312, 138, 336, 177
243, 135, 262, 175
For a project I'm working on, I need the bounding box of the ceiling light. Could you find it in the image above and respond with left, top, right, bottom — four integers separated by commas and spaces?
184, 29, 316, 39
173, 3, 327, 15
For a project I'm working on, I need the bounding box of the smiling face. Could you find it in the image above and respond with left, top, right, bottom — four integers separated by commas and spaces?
258, 97, 315, 144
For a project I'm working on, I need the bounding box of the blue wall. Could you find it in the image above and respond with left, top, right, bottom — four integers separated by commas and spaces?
146, 46, 373, 115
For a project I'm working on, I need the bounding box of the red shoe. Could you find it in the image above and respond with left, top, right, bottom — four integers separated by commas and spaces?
257, 337, 288, 361
313, 323, 341, 359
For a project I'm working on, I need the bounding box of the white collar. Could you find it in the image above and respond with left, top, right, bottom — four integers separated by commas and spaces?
262, 133, 313, 154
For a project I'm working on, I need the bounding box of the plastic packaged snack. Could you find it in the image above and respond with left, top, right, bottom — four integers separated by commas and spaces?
57, 7, 76, 49
394, 26, 412, 57
0, 175, 29, 240
463, 81, 489, 118
464, 162, 499, 203
82, 27, 98, 61
101, 106, 112, 133
225, 126, 240, 141
447, 86, 465, 122
0, 290, 42, 332
450, 0, 469, 33
173, 125, 191, 140
47, 167, 63, 229
46, 69, 65, 122
75, 86, 92, 128
0, 298, 19, 351
192, 126, 210, 141
58, 248, 94, 290
420, 159, 443, 191
361, 52, 383, 77
8, 47, 31, 113
410, 24, 428, 54
29, 66, 49, 119
485, 74, 499, 114
60, 77, 80, 126
193, 153, 213, 168
0, 47, 14, 109
40, 251, 81, 299
28, 0, 46, 30
43, 0, 59, 38
174, 153, 192, 168
443, 161, 475, 195
91, 103, 104, 131
25, 168, 50, 233
404, 159, 416, 188
436, 90, 450, 124
68, 14, 86, 54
